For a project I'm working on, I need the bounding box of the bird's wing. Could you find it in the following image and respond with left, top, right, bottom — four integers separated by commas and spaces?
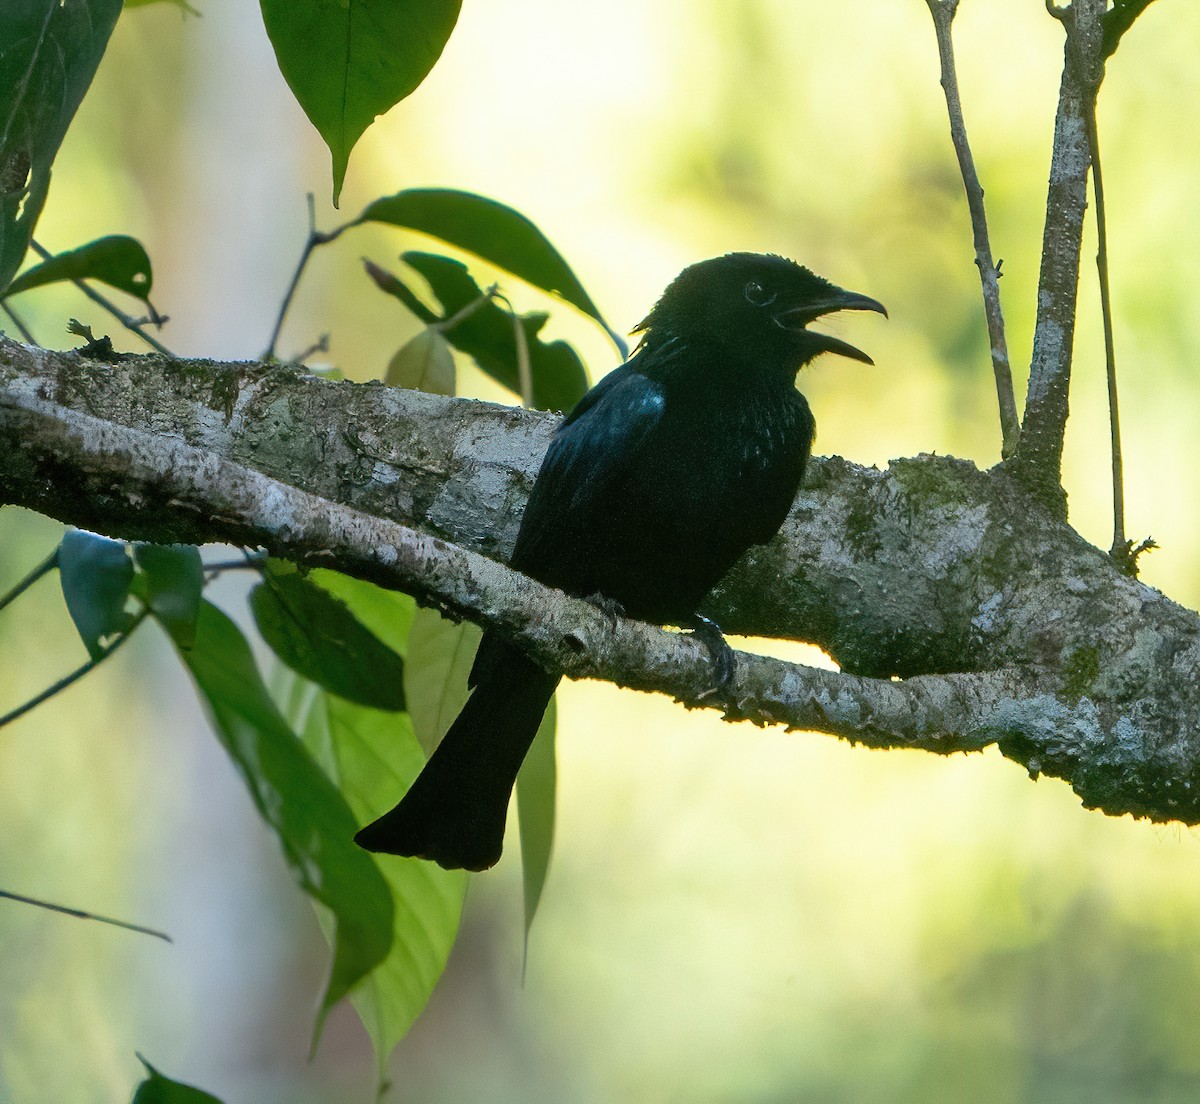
509, 362, 666, 574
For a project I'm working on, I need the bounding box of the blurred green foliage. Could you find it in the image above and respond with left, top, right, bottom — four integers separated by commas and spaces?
1, 0, 1199, 1102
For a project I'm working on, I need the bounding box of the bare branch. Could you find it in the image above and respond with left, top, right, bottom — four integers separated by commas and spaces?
924, 0, 1019, 458
1008, 0, 1107, 513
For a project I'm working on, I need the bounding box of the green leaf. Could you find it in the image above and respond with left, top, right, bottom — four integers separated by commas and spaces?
0, 0, 123, 292
403, 607, 479, 755
4, 234, 153, 301
58, 529, 133, 660
307, 567, 416, 654
393, 252, 590, 413
385, 326, 456, 395
250, 561, 407, 711
131, 543, 202, 649
517, 696, 557, 941
259, 0, 461, 205
290, 681, 466, 1082
356, 188, 622, 348
131, 1056, 224, 1104
405, 608, 558, 944
178, 601, 394, 1021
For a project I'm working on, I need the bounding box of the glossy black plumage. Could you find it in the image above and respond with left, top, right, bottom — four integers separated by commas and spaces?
356, 253, 885, 870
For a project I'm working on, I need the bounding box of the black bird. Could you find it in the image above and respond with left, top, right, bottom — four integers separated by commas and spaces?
356, 252, 885, 871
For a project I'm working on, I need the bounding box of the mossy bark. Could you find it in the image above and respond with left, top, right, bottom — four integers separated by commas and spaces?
5, 337, 1200, 826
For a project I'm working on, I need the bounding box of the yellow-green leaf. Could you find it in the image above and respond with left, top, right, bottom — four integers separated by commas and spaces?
385, 327, 456, 395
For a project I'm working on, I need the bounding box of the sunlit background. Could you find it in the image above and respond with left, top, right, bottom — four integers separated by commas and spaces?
3, 2, 1200, 1101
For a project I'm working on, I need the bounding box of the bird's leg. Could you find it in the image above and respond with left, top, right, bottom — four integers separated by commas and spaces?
689, 613, 737, 693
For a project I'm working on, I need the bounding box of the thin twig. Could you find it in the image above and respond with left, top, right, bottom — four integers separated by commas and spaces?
263, 194, 350, 360
924, 0, 1019, 458
492, 291, 534, 407
0, 888, 172, 942
433, 283, 499, 335
289, 333, 330, 365
29, 241, 173, 356
1086, 109, 1125, 559
201, 548, 267, 585
202, 560, 266, 581
0, 548, 57, 613
514, 310, 532, 408
1, 301, 36, 344
0, 609, 147, 730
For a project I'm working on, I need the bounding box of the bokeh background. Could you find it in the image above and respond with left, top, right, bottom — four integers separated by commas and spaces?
3, 2, 1200, 1101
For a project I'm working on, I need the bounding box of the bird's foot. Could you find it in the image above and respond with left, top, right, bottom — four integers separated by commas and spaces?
586, 592, 626, 631
690, 613, 737, 695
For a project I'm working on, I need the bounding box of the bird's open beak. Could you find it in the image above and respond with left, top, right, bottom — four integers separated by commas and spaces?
774, 289, 888, 365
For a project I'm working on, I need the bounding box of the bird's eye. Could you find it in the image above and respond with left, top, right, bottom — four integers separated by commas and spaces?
744, 280, 777, 307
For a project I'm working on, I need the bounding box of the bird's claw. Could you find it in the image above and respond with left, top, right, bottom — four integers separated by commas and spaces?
690, 614, 737, 696
586, 592, 626, 631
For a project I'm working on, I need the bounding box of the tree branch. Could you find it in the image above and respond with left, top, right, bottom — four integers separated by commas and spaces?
1008, 0, 1107, 513
5, 337, 1200, 825
924, 0, 1019, 458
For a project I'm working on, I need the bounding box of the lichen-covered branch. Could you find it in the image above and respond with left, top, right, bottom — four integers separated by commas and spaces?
1009, 0, 1107, 512
5, 337, 1200, 825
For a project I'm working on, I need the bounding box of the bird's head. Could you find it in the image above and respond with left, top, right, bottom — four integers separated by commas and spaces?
635, 252, 886, 372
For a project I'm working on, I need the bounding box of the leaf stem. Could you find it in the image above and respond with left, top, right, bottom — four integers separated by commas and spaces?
432, 283, 498, 334
491, 290, 534, 407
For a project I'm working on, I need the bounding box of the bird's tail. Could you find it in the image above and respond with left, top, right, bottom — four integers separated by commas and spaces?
355, 640, 559, 871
